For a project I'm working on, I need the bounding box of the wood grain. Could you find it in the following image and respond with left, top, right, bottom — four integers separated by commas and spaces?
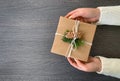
0, 0, 120, 81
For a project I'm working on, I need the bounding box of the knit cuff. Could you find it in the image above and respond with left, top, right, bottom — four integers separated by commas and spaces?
97, 6, 120, 25
96, 56, 120, 78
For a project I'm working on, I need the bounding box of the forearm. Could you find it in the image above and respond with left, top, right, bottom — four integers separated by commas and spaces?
97, 56, 120, 78
97, 6, 120, 25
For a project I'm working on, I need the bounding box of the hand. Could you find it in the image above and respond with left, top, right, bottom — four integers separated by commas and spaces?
65, 8, 100, 23
67, 56, 101, 72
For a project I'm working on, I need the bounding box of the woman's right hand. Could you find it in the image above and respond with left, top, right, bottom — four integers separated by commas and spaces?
65, 8, 100, 23
67, 56, 101, 72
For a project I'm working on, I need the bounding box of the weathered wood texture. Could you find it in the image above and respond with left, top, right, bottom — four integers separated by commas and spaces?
0, 0, 120, 81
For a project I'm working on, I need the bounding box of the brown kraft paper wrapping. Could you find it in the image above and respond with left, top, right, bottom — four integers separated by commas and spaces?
51, 16, 96, 62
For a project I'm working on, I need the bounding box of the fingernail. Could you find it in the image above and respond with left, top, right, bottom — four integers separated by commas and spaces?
69, 16, 72, 19
74, 59, 78, 61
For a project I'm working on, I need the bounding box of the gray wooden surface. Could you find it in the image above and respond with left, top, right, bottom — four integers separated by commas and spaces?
0, 0, 120, 81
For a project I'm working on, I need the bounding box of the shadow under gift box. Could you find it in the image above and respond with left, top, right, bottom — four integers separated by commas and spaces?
51, 16, 96, 62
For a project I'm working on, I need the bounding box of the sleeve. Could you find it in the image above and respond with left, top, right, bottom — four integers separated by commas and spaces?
97, 6, 120, 25
96, 56, 120, 78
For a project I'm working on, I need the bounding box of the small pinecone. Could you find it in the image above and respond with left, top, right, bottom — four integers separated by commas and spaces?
65, 31, 74, 39
65, 31, 83, 39
76, 32, 82, 39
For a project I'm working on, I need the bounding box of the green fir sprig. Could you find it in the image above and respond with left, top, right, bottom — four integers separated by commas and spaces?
62, 30, 84, 49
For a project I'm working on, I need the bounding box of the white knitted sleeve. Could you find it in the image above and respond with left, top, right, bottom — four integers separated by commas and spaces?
97, 6, 120, 25
97, 56, 120, 78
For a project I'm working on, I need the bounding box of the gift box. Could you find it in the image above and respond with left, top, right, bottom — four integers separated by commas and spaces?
51, 16, 96, 62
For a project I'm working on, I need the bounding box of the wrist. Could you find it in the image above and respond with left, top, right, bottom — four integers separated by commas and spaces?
95, 8, 100, 21
95, 57, 102, 72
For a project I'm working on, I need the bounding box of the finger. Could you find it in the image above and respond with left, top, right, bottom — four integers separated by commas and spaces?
74, 59, 89, 71
76, 17, 86, 22
65, 10, 76, 17
74, 59, 85, 67
65, 12, 76, 18
71, 62, 80, 69
65, 9, 79, 18
67, 57, 79, 69
69, 12, 82, 19
67, 57, 77, 67
67, 57, 75, 64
